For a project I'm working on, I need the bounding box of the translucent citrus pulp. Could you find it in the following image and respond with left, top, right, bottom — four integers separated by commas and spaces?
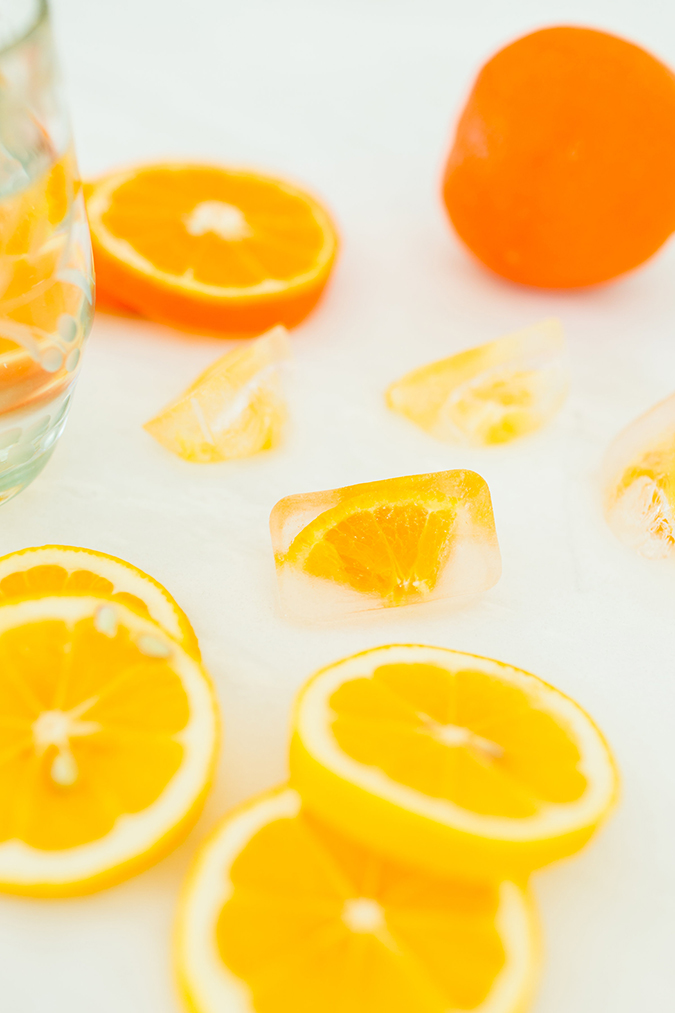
386, 320, 568, 446
0, 544, 200, 659
0, 595, 218, 895
144, 326, 289, 463
291, 645, 618, 878
177, 786, 539, 1013
270, 471, 501, 620
85, 163, 339, 335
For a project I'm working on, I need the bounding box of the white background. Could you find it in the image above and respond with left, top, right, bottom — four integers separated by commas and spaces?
1, 0, 674, 1009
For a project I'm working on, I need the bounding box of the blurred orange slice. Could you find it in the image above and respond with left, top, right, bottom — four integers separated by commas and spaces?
0, 544, 200, 659
86, 163, 339, 336
176, 786, 539, 1013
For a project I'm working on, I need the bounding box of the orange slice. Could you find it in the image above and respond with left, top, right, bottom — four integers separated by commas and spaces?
0, 595, 218, 896
144, 326, 289, 462
176, 786, 539, 1013
0, 545, 200, 659
85, 163, 339, 336
291, 645, 619, 879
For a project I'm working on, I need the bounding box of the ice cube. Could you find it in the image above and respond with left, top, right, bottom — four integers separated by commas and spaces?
386, 318, 569, 446
144, 325, 290, 462
603, 392, 675, 559
270, 469, 501, 621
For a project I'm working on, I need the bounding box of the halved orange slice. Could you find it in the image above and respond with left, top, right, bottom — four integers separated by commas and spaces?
291, 645, 619, 879
176, 786, 539, 1013
86, 163, 339, 336
0, 595, 218, 896
0, 544, 200, 659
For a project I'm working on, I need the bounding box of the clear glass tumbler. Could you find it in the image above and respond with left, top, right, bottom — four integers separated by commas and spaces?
0, 0, 93, 504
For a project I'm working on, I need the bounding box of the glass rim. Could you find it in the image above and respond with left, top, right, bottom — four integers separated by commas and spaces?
0, 0, 48, 57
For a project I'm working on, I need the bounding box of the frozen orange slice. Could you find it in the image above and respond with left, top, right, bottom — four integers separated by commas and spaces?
85, 163, 339, 335
0, 595, 218, 896
144, 326, 289, 463
291, 645, 619, 879
270, 471, 501, 620
386, 320, 568, 446
176, 786, 539, 1013
0, 544, 200, 659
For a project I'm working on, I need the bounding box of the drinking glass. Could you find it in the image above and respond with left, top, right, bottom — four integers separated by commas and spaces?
0, 0, 93, 504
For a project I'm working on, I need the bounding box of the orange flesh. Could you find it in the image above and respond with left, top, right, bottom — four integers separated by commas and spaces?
216, 809, 506, 1012
0, 616, 188, 849
330, 663, 586, 818
302, 502, 457, 602
100, 167, 327, 288
0, 565, 150, 618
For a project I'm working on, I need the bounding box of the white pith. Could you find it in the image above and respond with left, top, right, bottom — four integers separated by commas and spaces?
0, 596, 217, 887
0, 544, 188, 644
88, 166, 337, 299
296, 645, 616, 842
176, 787, 538, 1013
184, 201, 253, 242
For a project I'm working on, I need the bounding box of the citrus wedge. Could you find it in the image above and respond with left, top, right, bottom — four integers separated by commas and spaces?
271, 471, 501, 620
144, 326, 289, 462
177, 785, 539, 1013
0, 544, 200, 659
386, 320, 568, 446
291, 645, 618, 878
0, 595, 218, 896
85, 163, 339, 336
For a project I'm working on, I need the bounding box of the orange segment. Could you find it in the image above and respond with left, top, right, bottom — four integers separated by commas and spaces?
0, 596, 218, 896
85, 163, 339, 336
291, 645, 619, 878
176, 786, 539, 1013
0, 544, 200, 659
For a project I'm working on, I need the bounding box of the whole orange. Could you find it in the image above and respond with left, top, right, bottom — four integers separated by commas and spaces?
442, 26, 675, 288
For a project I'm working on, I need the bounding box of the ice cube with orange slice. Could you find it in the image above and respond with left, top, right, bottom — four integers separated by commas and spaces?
386, 320, 568, 446
85, 163, 339, 336
270, 470, 501, 621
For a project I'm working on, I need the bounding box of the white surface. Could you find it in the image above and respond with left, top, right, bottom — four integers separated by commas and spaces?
1, 0, 674, 1009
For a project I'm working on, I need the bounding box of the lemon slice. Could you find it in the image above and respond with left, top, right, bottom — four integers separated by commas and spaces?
0, 544, 200, 659
0, 595, 218, 896
144, 326, 290, 462
177, 785, 539, 1013
291, 645, 618, 878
